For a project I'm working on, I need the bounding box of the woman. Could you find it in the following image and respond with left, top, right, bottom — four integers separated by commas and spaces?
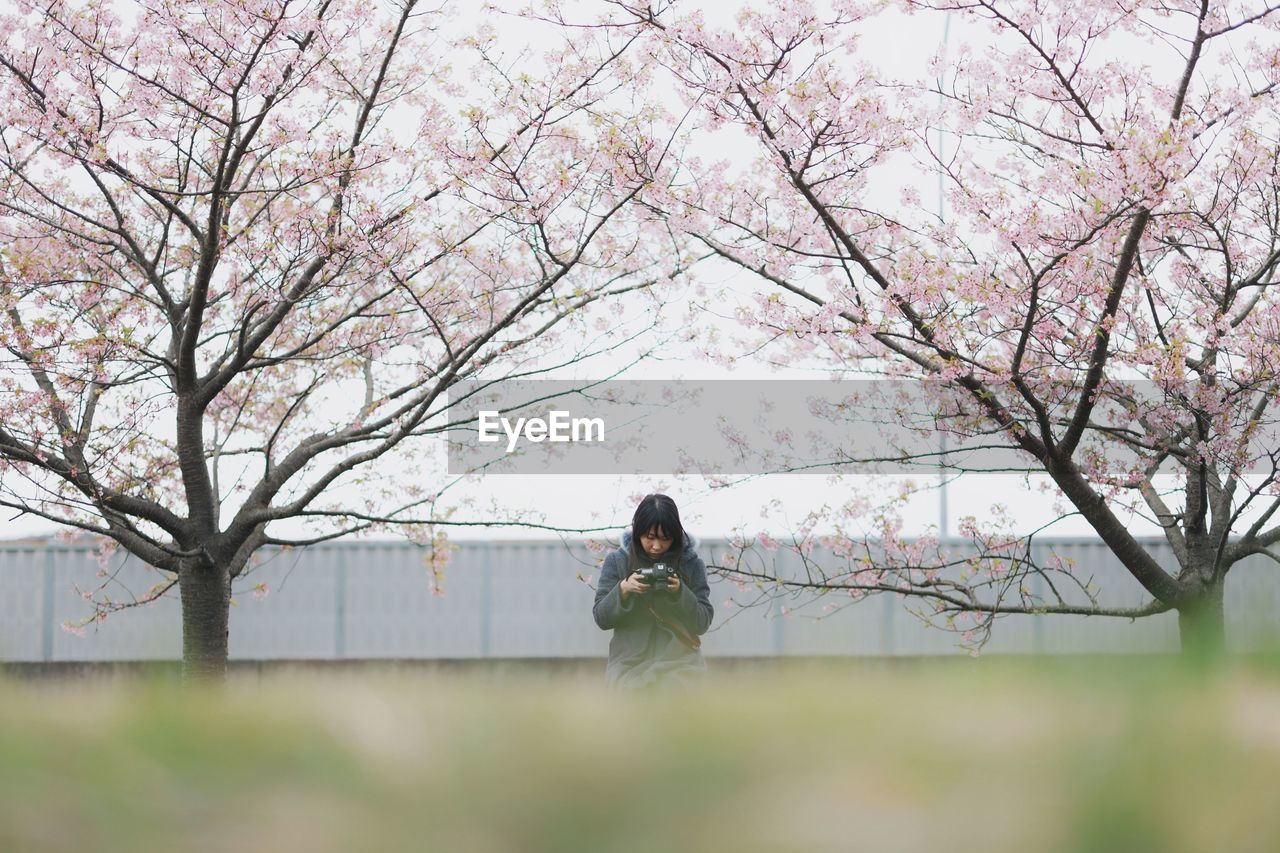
592, 494, 714, 689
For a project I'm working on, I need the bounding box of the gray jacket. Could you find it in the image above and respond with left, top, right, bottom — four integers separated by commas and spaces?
592, 530, 714, 688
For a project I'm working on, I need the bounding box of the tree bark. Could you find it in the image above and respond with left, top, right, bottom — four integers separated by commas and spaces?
1176, 575, 1226, 660
179, 558, 231, 684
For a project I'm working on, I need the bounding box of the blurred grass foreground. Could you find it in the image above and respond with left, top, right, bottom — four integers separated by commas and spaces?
3, 657, 1280, 853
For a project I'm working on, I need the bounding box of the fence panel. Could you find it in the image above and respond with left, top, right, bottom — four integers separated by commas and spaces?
1, 538, 1275, 662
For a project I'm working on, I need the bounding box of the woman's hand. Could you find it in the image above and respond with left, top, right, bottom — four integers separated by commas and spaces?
619, 572, 648, 601
620, 573, 680, 600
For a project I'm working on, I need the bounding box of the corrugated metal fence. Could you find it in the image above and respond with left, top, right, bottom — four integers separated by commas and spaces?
1, 538, 1277, 662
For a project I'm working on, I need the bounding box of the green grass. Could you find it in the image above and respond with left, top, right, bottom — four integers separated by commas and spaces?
2, 657, 1279, 853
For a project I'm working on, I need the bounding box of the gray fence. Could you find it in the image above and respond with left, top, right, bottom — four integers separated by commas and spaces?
1, 538, 1278, 662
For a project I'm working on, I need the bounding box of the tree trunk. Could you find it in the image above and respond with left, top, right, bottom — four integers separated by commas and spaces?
179, 559, 231, 685
1176, 576, 1226, 661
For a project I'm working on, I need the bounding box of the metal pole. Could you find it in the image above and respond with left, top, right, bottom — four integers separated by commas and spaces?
42, 547, 55, 662
881, 589, 896, 656
479, 545, 492, 657
333, 546, 347, 659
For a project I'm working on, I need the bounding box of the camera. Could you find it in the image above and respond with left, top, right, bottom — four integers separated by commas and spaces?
636, 564, 674, 591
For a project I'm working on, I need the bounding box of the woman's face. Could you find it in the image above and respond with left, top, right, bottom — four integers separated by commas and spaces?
640, 526, 673, 559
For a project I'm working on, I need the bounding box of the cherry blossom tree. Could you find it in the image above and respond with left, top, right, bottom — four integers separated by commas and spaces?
620, 0, 1280, 652
0, 0, 675, 680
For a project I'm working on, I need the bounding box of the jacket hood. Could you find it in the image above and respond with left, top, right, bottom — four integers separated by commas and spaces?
620, 528, 699, 555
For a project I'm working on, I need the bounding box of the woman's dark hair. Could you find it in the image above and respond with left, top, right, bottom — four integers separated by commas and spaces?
630, 493, 685, 556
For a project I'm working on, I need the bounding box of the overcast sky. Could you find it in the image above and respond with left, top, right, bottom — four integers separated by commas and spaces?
1, 3, 1175, 545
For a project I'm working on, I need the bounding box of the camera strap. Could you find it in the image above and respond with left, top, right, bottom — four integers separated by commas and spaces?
645, 602, 702, 651
628, 546, 701, 651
